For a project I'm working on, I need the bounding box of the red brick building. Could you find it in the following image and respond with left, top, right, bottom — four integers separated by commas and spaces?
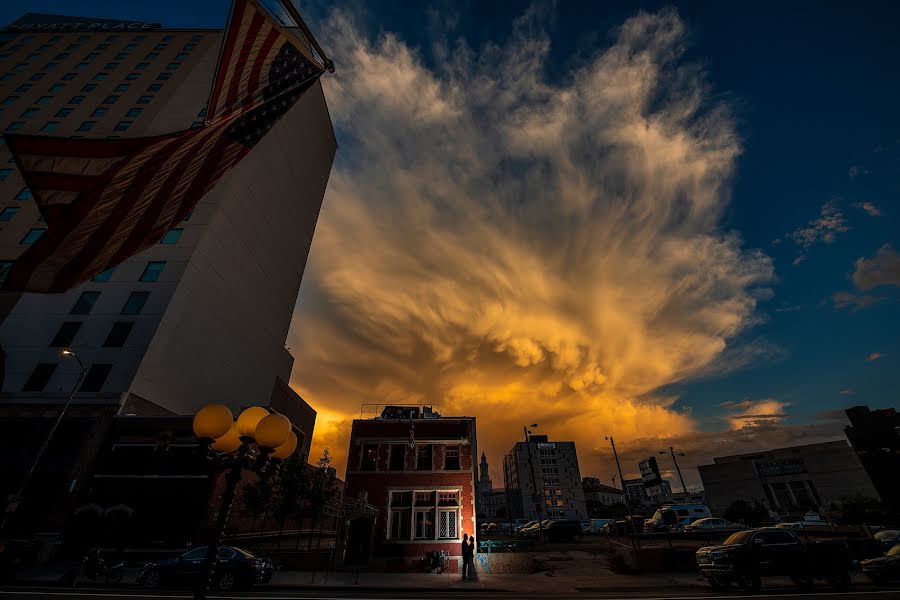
344, 406, 477, 572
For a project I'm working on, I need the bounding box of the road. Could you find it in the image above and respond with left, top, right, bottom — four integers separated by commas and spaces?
1, 586, 900, 600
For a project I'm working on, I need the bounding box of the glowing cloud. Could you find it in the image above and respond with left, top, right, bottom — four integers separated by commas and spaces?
288, 8, 774, 480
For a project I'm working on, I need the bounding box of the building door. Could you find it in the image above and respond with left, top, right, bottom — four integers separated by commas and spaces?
345, 517, 373, 567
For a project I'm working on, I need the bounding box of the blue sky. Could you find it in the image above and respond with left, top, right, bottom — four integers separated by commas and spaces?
4, 1, 897, 485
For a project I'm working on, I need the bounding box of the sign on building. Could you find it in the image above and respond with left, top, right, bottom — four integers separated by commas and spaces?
639, 456, 662, 489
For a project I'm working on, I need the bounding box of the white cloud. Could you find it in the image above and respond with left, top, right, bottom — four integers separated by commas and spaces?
290, 8, 774, 479
852, 245, 900, 291
867, 352, 884, 362
853, 201, 882, 217
719, 398, 789, 429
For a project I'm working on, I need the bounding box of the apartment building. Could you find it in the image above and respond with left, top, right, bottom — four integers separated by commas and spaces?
343, 406, 477, 572
503, 435, 587, 521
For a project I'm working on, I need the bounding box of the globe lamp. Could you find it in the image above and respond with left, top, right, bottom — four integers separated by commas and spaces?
236, 406, 269, 438
211, 422, 242, 453
270, 431, 298, 460
254, 413, 292, 449
192, 404, 234, 440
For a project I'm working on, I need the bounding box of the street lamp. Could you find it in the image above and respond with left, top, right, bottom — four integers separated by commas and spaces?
605, 436, 636, 538
523, 424, 544, 544
1, 349, 87, 532
191, 404, 296, 599
659, 447, 688, 498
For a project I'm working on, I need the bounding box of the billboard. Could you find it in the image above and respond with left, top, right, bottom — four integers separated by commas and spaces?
639, 456, 662, 489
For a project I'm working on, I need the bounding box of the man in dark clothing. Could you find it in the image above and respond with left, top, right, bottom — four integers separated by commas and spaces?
461, 533, 472, 580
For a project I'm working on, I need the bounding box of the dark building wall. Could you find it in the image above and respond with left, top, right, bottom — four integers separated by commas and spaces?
844, 405, 900, 510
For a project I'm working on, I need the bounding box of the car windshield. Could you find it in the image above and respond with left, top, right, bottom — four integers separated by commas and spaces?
723, 530, 753, 545
875, 530, 899, 540
889, 545, 900, 557
232, 546, 254, 558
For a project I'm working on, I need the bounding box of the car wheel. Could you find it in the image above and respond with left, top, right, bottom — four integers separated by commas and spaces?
709, 576, 730, 590
790, 574, 814, 589
828, 570, 850, 590
141, 568, 160, 589
735, 568, 761, 591
216, 570, 236, 591
106, 569, 123, 584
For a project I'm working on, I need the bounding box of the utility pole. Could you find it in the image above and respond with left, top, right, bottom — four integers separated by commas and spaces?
523, 425, 544, 544
606, 436, 636, 538
667, 446, 688, 499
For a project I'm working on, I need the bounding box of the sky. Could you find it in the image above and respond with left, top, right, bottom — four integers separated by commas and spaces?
4, 1, 899, 491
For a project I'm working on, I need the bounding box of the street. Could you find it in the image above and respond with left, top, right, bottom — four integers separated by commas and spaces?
2, 586, 900, 600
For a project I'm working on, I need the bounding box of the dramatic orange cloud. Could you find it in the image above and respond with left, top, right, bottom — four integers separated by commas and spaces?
287, 8, 779, 483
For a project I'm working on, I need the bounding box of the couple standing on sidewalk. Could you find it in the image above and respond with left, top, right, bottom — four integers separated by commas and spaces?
461, 533, 478, 581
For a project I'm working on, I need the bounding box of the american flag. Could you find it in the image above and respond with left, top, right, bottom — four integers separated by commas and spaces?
3, 0, 327, 293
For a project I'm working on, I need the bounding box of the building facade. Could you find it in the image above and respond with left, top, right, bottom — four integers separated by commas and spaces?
343, 406, 477, 572
844, 405, 900, 512
582, 476, 625, 516
503, 435, 587, 521
0, 12, 334, 536
698, 440, 880, 516
475, 452, 507, 521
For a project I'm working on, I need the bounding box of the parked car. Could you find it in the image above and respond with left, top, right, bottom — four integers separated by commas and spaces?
580, 521, 592, 534
590, 518, 614, 534
518, 519, 553, 538
514, 520, 540, 536
684, 518, 747, 532
510, 518, 531, 530
646, 504, 711, 532
861, 544, 900, 584
696, 528, 851, 591
875, 530, 900, 549
543, 520, 584, 542
137, 546, 274, 591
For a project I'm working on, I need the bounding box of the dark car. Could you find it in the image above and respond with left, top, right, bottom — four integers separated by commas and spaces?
542, 520, 584, 542
137, 545, 274, 591
862, 545, 900, 585
695, 528, 850, 591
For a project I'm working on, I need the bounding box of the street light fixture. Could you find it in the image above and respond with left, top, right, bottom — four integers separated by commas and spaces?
191, 404, 296, 600
1, 349, 87, 532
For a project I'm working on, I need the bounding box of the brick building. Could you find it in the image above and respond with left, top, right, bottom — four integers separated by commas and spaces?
343, 406, 477, 572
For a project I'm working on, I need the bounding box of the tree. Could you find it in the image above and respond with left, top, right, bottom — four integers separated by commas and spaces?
723, 500, 769, 527
242, 448, 340, 522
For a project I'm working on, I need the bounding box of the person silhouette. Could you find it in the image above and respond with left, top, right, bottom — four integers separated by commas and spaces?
461, 533, 471, 580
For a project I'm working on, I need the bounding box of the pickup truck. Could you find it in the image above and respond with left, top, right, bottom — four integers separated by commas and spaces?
695, 527, 850, 591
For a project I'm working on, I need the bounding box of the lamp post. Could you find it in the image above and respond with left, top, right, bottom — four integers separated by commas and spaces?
523, 424, 544, 544
191, 404, 297, 600
605, 436, 636, 538
1, 349, 87, 533
659, 447, 688, 499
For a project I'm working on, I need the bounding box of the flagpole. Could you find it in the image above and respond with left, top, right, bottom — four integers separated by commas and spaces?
205, 0, 238, 125
278, 0, 334, 72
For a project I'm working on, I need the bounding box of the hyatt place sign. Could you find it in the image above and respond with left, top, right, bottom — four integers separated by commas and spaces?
4, 18, 162, 33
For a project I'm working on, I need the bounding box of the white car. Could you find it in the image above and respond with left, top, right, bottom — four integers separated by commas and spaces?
684, 517, 746, 532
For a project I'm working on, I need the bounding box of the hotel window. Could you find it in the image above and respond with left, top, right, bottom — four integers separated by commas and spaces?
54, 52, 71, 60
0, 168, 13, 179
75, 63, 88, 70
104, 62, 119, 70
49, 322, 82, 347
126, 108, 143, 118
93, 73, 108, 81
160, 228, 182, 244
21, 228, 46, 244
2, 95, 19, 105
144, 52, 159, 60
80, 363, 112, 392
176, 53, 188, 60
167, 63, 180, 70
29, 73, 46, 81
0, 207, 20, 221
135, 62, 149, 71
5, 123, 23, 133
78, 121, 96, 132
70, 291, 100, 314
388, 444, 406, 471
20, 108, 39, 119
146, 84, 162, 92
49, 83, 65, 93
85, 52, 99, 61
42, 63, 58, 71
95, 43, 111, 50
68, 95, 85, 104
15, 188, 32, 201
137, 95, 153, 104
77, 36, 90, 42
360, 444, 377, 471
140, 261, 165, 282
26, 54, 40, 62
103, 321, 134, 348
125, 43, 139, 51
114, 121, 131, 132
183, 43, 196, 50
15, 84, 32, 93
154, 44, 166, 51
191, 35, 204, 41
121, 291, 149, 315
81, 84, 96, 92
115, 84, 130, 92
0, 75, 13, 82
156, 72, 172, 80
35, 96, 52, 105
125, 72, 140, 81
91, 108, 108, 117
50, 36, 62, 42
163, 35, 175, 41
444, 445, 460, 470
105, 35, 120, 42
15, 63, 28, 71
115, 53, 128, 60
0, 261, 12, 283
416, 444, 433, 470
103, 95, 119, 104
23, 363, 57, 392
92, 267, 115, 282
40, 122, 59, 133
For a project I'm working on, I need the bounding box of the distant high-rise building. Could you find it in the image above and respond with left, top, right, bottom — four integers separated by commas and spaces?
476, 452, 507, 520
503, 435, 587, 521
0, 12, 333, 535
844, 405, 900, 511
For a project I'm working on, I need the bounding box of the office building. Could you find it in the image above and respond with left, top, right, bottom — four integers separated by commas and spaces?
503, 435, 587, 521
698, 440, 880, 516
0, 13, 334, 536
476, 452, 507, 520
582, 476, 625, 517
844, 405, 900, 511
343, 405, 477, 572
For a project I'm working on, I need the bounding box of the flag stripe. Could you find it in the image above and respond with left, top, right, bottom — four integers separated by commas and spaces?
24, 172, 109, 193
223, 10, 266, 118
244, 25, 280, 111
207, 0, 249, 122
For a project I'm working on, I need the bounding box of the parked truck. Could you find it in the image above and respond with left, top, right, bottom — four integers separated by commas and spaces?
696, 527, 851, 591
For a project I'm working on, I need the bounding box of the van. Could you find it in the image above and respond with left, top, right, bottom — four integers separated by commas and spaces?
590, 518, 614, 534
646, 504, 711, 531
